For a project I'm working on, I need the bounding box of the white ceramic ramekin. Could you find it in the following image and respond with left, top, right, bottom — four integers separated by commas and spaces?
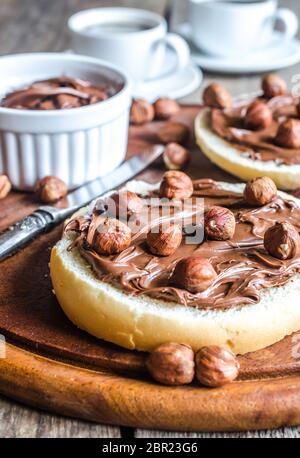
0, 53, 132, 190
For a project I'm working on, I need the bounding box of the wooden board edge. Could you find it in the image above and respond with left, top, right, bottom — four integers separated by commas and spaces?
1, 343, 300, 432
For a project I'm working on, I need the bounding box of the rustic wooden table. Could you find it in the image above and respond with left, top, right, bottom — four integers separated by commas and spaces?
1, 0, 300, 439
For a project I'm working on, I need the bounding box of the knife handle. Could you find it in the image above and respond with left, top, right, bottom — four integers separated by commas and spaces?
0, 208, 62, 261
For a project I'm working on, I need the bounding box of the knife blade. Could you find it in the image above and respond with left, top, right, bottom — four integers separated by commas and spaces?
0, 144, 164, 261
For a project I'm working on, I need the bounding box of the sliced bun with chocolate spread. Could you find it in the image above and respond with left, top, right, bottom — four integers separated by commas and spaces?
196, 78, 300, 191
50, 179, 300, 355
195, 108, 300, 191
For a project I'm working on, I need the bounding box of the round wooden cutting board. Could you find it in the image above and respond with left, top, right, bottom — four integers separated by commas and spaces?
1, 105, 300, 432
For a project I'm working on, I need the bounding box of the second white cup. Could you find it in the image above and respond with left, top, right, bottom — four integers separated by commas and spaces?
188, 0, 299, 57
68, 7, 190, 83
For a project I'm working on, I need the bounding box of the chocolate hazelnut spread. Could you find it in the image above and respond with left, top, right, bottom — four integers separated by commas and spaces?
210, 95, 300, 165
1, 76, 118, 110
65, 179, 300, 310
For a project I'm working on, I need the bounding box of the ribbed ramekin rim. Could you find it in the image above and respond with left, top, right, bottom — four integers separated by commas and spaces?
0, 52, 132, 118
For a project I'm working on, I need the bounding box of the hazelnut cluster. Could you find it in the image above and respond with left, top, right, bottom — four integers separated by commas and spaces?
156, 171, 239, 294
202, 75, 300, 151
147, 342, 240, 388
88, 190, 144, 256
130, 96, 180, 125
241, 176, 300, 261
129, 97, 190, 154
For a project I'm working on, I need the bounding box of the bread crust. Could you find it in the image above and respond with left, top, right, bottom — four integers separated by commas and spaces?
50, 181, 300, 355
195, 108, 300, 191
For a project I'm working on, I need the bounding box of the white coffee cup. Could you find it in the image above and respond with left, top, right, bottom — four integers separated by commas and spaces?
68, 7, 190, 83
188, 0, 299, 57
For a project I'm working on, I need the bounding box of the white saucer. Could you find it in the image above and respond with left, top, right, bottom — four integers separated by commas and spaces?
175, 23, 300, 74
133, 46, 203, 101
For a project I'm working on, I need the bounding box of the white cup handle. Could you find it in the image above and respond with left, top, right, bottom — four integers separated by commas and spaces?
164, 33, 190, 70
274, 8, 298, 40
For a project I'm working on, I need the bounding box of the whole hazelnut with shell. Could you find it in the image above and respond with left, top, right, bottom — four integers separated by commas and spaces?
243, 176, 277, 206
35, 175, 67, 203
264, 222, 300, 260
202, 83, 232, 109
157, 122, 190, 145
146, 342, 195, 386
130, 98, 155, 125
275, 119, 300, 149
172, 256, 217, 294
244, 100, 273, 130
0, 175, 12, 199
153, 97, 180, 120
110, 190, 143, 219
163, 143, 190, 171
89, 217, 131, 255
195, 345, 240, 388
204, 206, 236, 241
147, 223, 182, 257
159, 171, 193, 200
262, 74, 287, 99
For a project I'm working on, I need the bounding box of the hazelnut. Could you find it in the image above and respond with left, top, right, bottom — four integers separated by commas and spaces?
163, 143, 190, 170
89, 217, 131, 255
35, 175, 67, 203
204, 206, 236, 241
264, 222, 300, 260
130, 98, 155, 125
172, 256, 217, 294
153, 97, 180, 120
244, 101, 272, 130
243, 176, 277, 206
147, 223, 182, 257
275, 119, 300, 149
0, 175, 12, 199
110, 190, 143, 219
195, 345, 240, 388
157, 122, 189, 145
146, 342, 195, 386
262, 74, 287, 99
202, 83, 232, 109
159, 171, 193, 200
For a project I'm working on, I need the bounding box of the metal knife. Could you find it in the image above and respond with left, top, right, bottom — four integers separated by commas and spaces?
0, 145, 164, 261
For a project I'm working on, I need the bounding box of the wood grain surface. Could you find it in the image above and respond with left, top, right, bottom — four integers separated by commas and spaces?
1, 0, 300, 439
